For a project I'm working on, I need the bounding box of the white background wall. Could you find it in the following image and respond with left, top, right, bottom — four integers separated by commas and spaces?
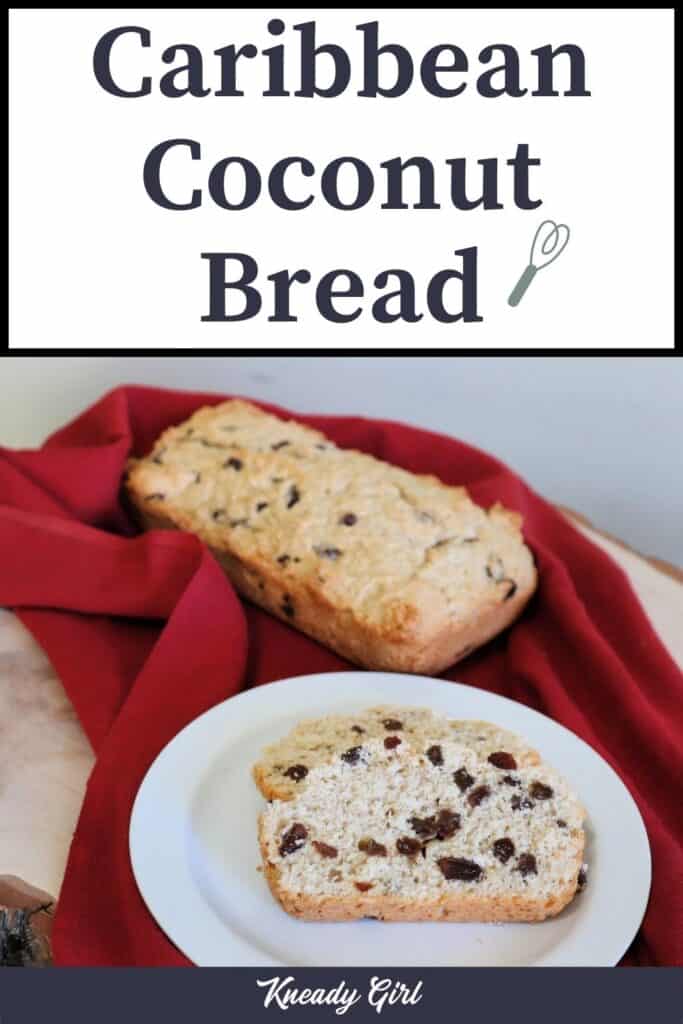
1, 356, 680, 565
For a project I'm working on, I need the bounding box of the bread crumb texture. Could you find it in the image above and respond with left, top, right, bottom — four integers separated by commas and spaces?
253, 704, 540, 801
259, 737, 585, 923
126, 400, 537, 672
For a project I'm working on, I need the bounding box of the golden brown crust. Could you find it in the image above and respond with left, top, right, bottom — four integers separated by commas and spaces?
254, 760, 290, 802
126, 400, 537, 675
134, 501, 535, 675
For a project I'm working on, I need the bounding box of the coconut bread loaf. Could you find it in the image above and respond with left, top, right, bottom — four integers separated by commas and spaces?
253, 704, 540, 801
125, 399, 537, 674
259, 736, 585, 923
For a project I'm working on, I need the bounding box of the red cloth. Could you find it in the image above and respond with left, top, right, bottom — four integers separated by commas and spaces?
0, 385, 681, 967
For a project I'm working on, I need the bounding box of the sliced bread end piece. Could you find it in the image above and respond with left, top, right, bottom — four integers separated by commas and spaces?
253, 705, 540, 802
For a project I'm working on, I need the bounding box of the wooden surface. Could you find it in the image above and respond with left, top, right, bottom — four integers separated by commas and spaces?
558, 506, 683, 585
0, 513, 681, 912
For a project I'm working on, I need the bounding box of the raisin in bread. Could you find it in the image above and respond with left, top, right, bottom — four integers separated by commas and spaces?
125, 400, 537, 675
259, 738, 585, 923
253, 705, 540, 801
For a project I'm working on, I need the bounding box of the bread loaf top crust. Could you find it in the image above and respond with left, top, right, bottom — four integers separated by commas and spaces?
126, 400, 537, 649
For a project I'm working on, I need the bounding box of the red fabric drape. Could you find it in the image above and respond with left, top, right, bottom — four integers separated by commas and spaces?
0, 386, 680, 965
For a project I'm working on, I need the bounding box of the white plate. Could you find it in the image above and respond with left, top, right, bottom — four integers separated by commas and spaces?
130, 672, 650, 967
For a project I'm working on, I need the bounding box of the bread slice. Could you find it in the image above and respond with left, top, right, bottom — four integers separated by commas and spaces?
254, 705, 540, 801
259, 738, 585, 923
125, 399, 537, 675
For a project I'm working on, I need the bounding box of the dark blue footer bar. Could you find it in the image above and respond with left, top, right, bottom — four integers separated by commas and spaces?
1, 968, 682, 1022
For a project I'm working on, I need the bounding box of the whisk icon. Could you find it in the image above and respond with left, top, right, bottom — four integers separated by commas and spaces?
508, 220, 570, 307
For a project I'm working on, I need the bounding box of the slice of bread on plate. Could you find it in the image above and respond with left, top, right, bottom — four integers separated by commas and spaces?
258, 737, 585, 923
253, 704, 541, 801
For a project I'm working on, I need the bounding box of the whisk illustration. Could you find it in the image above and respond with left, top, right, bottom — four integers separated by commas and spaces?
508, 220, 570, 307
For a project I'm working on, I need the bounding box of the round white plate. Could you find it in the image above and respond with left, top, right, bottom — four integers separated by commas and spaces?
130, 672, 650, 967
